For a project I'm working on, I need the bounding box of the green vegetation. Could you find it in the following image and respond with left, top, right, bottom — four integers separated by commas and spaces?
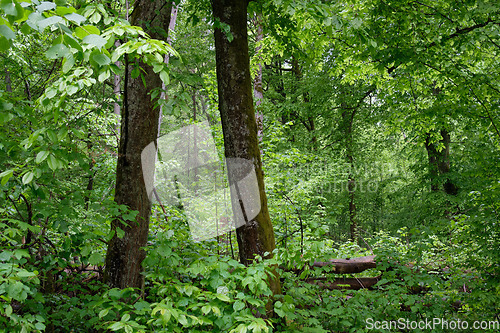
1, 0, 499, 332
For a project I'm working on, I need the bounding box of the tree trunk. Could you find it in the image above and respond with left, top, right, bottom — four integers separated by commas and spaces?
291, 57, 317, 144
5, 69, 12, 92
113, 41, 121, 135
212, 0, 281, 295
253, 13, 264, 142
104, 0, 172, 290
424, 129, 458, 195
339, 88, 373, 242
341, 105, 357, 243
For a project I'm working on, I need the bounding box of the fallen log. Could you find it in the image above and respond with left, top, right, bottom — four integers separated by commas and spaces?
283, 255, 379, 290
305, 276, 381, 290
286, 255, 378, 274
310, 255, 377, 274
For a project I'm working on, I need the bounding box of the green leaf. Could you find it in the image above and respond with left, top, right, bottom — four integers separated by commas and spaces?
116, 227, 125, 239
131, 66, 140, 79
46, 43, 70, 59
45, 87, 57, 99
17, 270, 36, 277
58, 127, 68, 140
34, 323, 46, 331
0, 24, 15, 40
22, 171, 34, 184
5, 305, 12, 316
89, 11, 101, 24
37, 2, 56, 13
66, 84, 78, 95
99, 309, 109, 318
216, 293, 231, 302
13, 249, 30, 258
47, 154, 58, 170
74, 25, 100, 39
108, 322, 124, 331
178, 315, 188, 326
134, 300, 150, 311
7, 281, 25, 301
201, 305, 211, 315
62, 53, 75, 73
98, 69, 110, 82
38, 16, 62, 30
242, 276, 253, 287
153, 63, 163, 73
88, 252, 103, 265
35, 151, 49, 164
64, 34, 82, 51
159, 71, 169, 85
0, 111, 13, 123
233, 300, 245, 311
83, 34, 106, 49
0, 36, 11, 51
0, 100, 13, 111
93, 53, 110, 66
0, 169, 13, 185
109, 288, 123, 300
55, 5, 75, 16
65, 12, 85, 25
46, 129, 57, 142
20, 22, 30, 34
1, 0, 23, 20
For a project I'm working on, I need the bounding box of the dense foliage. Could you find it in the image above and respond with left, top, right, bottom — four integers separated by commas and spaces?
1, 0, 499, 332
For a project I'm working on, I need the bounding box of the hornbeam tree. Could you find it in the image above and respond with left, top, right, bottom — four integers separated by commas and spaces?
104, 0, 172, 289
211, 0, 281, 295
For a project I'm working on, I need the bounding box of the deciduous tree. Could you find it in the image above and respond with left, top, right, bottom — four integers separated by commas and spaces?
211, 0, 281, 296
104, 0, 173, 289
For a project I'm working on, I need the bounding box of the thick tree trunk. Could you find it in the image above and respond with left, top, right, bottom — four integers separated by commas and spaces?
104, 0, 172, 290
212, 0, 281, 295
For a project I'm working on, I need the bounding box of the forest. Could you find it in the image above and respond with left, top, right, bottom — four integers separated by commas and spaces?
0, 0, 499, 332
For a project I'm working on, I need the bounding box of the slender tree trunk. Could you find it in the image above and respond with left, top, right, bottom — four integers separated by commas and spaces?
342, 107, 357, 242
159, 3, 178, 130
424, 129, 458, 195
291, 57, 316, 144
104, 0, 172, 290
5, 69, 12, 92
339, 88, 373, 242
212, 0, 281, 296
253, 13, 264, 142
113, 41, 121, 135
425, 134, 440, 192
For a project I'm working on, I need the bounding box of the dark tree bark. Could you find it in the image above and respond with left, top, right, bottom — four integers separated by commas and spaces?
424, 129, 458, 195
291, 57, 317, 145
341, 106, 357, 243
212, 0, 281, 295
104, 0, 172, 290
338, 88, 373, 242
